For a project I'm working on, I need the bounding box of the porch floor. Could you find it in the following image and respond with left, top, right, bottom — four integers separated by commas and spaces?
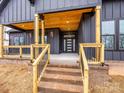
50, 53, 79, 66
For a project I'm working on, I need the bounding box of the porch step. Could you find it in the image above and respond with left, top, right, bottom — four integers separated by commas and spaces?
39, 64, 83, 93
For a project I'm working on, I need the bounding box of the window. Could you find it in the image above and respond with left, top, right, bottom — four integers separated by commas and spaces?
14, 36, 25, 45
102, 21, 115, 50
20, 37, 25, 45
14, 37, 20, 45
119, 20, 124, 49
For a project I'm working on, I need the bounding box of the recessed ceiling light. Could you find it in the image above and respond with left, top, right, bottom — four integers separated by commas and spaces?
66, 21, 70, 24
22, 25, 25, 27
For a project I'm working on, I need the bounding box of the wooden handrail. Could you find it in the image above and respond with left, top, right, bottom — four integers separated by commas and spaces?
79, 44, 89, 93
3, 45, 31, 48
33, 45, 49, 66
3, 44, 49, 60
80, 43, 104, 64
79, 43, 104, 93
80, 43, 103, 47
33, 44, 50, 93
80, 46, 89, 70
3, 44, 50, 93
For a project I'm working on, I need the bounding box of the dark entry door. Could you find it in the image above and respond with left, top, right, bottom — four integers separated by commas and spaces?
63, 34, 76, 53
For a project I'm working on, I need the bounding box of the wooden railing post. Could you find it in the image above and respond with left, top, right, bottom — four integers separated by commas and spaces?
33, 65, 38, 93
100, 44, 104, 64
95, 5, 101, 61
20, 47, 22, 58
0, 25, 3, 58
31, 45, 34, 62
34, 14, 40, 58
48, 45, 50, 64
41, 16, 45, 44
79, 44, 89, 93
84, 70, 89, 93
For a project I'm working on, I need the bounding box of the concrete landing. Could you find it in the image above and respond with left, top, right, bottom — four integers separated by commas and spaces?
50, 53, 79, 66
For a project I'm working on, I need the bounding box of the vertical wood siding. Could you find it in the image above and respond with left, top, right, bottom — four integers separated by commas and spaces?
102, 0, 124, 60
0, 0, 101, 24
47, 29, 60, 54
0, 0, 35, 24
78, 12, 96, 59
102, 0, 124, 20
9, 31, 34, 54
35, 0, 101, 13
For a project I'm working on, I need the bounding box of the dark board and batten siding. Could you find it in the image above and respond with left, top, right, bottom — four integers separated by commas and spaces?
0, 0, 101, 24
35, 0, 101, 13
0, 0, 35, 24
102, 0, 124, 60
0, 0, 10, 15
78, 12, 96, 59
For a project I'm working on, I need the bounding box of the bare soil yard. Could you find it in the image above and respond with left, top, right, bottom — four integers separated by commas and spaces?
89, 66, 124, 93
0, 63, 32, 93
0, 62, 124, 93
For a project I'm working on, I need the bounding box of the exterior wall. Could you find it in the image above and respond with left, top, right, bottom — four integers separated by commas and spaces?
1, 0, 124, 61
0, 0, 101, 24
0, 0, 35, 24
0, 0, 10, 15
47, 29, 60, 54
102, 0, 124, 60
9, 31, 34, 54
78, 12, 96, 59
35, 0, 101, 13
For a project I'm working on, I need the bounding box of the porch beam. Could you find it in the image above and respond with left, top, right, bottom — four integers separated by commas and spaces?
0, 25, 3, 58
41, 16, 45, 44
95, 5, 101, 61
34, 14, 40, 58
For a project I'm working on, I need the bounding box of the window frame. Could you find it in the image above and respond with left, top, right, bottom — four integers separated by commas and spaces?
101, 20, 116, 50
119, 20, 124, 50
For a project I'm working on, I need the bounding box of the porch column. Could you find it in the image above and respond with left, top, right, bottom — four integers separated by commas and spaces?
34, 14, 40, 58
41, 16, 45, 44
0, 25, 3, 58
95, 5, 101, 61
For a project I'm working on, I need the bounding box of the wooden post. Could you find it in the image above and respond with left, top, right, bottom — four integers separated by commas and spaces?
100, 44, 104, 64
41, 17, 45, 44
20, 47, 22, 58
33, 65, 38, 93
48, 45, 50, 64
34, 14, 40, 58
95, 5, 101, 61
0, 25, 3, 58
84, 70, 89, 93
31, 45, 34, 62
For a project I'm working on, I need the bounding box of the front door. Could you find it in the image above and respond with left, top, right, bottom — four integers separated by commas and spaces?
63, 33, 76, 53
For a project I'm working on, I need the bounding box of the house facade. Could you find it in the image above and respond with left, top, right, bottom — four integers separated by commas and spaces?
0, 0, 124, 60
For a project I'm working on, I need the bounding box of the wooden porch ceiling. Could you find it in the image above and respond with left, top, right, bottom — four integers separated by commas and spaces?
12, 8, 94, 31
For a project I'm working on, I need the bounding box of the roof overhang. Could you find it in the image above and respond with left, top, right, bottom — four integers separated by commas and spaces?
10, 8, 94, 31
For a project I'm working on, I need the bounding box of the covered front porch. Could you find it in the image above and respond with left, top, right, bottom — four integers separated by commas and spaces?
0, 5, 102, 58
0, 5, 104, 93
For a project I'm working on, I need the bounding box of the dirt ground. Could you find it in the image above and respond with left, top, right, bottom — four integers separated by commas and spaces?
0, 63, 124, 93
0, 63, 32, 93
89, 66, 124, 93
